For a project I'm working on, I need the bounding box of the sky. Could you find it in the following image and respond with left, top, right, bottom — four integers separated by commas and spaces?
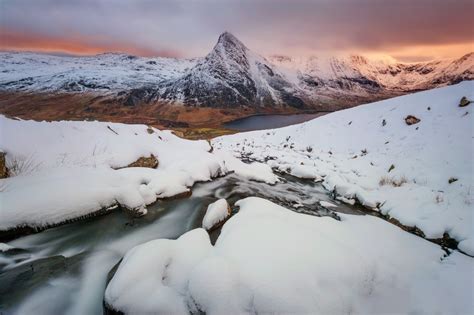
0, 0, 472, 62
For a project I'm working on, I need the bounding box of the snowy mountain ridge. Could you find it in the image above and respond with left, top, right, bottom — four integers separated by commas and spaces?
270, 52, 473, 91
156, 32, 305, 108
0, 32, 472, 109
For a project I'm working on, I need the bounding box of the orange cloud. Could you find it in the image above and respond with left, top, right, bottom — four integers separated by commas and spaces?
0, 29, 180, 57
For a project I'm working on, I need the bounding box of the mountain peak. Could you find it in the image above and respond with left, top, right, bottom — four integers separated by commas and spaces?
216, 32, 247, 50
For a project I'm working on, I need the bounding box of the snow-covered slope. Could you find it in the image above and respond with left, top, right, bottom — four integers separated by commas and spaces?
213, 82, 474, 255
1, 33, 471, 110
105, 197, 473, 314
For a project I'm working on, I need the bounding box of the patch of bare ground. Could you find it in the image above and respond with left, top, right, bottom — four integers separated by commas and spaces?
0, 91, 328, 139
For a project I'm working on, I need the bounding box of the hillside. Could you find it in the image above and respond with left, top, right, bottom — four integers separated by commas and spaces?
213, 81, 474, 255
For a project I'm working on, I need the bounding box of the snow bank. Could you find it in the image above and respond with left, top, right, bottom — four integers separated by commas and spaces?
105, 197, 473, 314
0, 115, 215, 172
202, 199, 230, 230
0, 115, 280, 231
0, 166, 221, 230
0, 116, 229, 230
213, 82, 474, 255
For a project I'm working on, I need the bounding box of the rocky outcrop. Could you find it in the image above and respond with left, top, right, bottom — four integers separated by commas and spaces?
126, 155, 158, 168
0, 152, 8, 178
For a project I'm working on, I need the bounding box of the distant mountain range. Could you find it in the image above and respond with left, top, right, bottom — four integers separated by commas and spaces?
1, 32, 473, 111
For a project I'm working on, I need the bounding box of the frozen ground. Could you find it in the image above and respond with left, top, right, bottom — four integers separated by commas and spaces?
214, 82, 474, 255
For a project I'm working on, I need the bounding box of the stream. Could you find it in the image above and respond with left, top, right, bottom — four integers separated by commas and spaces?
0, 173, 363, 314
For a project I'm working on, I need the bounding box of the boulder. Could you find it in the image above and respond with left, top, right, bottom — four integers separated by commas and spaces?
405, 115, 420, 125
202, 199, 231, 231
459, 96, 471, 107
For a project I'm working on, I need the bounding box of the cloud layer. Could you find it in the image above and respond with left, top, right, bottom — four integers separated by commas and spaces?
1, 0, 472, 61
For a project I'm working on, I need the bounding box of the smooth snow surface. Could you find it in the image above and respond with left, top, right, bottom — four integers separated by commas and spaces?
214, 82, 474, 255
106, 197, 474, 315
202, 199, 230, 230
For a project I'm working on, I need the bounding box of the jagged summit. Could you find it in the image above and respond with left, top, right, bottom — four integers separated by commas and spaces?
216, 32, 246, 48
206, 32, 249, 67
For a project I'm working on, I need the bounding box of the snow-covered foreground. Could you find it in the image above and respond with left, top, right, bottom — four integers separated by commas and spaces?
105, 197, 473, 314
0, 116, 276, 231
214, 82, 474, 255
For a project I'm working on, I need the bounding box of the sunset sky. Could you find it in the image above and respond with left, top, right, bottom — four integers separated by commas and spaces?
1, 0, 472, 62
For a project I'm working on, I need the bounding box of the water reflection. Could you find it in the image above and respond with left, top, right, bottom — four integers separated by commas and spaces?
224, 113, 328, 131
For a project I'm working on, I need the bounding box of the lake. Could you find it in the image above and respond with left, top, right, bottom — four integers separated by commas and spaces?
224, 112, 329, 131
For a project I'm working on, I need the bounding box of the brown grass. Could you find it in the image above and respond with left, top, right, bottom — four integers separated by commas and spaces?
379, 176, 408, 187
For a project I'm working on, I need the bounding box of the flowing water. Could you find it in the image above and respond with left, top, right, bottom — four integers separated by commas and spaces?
224, 113, 328, 131
0, 173, 363, 314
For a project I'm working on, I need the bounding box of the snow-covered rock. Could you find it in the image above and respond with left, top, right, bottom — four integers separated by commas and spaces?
319, 200, 337, 208
202, 199, 231, 231
105, 197, 474, 314
213, 82, 474, 255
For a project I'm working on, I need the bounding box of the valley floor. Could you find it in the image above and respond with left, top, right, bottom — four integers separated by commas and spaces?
0, 91, 332, 139
0, 82, 473, 314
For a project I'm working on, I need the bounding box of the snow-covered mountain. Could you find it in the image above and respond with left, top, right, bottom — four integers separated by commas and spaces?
0, 32, 472, 110
156, 32, 305, 108
0, 52, 195, 92
270, 53, 474, 98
